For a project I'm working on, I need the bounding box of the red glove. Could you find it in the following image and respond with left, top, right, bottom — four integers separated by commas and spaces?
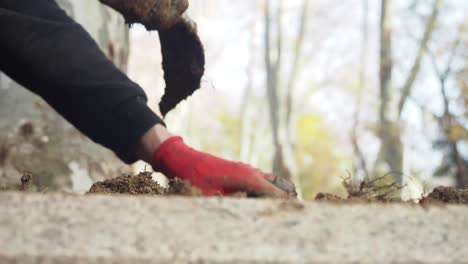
151, 136, 286, 197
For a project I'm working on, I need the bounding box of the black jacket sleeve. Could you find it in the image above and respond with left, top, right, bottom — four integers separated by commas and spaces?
0, 0, 164, 163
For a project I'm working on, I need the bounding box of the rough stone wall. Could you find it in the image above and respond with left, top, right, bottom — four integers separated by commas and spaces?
0, 0, 130, 192
2, 193, 468, 263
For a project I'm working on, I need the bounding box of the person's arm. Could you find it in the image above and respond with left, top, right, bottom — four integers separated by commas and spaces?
0, 0, 164, 163
0, 0, 287, 197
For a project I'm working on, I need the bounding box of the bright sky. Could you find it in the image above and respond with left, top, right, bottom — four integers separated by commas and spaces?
128, 0, 467, 183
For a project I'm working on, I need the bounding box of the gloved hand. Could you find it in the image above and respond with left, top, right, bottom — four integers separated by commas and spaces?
151, 136, 287, 197
99, 0, 188, 30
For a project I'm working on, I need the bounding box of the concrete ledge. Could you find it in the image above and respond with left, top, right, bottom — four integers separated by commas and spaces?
1, 192, 467, 263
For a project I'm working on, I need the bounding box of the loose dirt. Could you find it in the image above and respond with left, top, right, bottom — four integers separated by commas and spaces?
165, 177, 203, 196
316, 186, 468, 205
419, 186, 468, 205
88, 172, 468, 205
88, 172, 207, 196
88, 172, 296, 198
88, 173, 248, 197
314, 193, 402, 204
88, 172, 167, 195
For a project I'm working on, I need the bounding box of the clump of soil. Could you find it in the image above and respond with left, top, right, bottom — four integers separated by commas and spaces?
315, 193, 343, 202
420, 186, 468, 205
88, 172, 166, 195
158, 16, 205, 117
166, 177, 202, 196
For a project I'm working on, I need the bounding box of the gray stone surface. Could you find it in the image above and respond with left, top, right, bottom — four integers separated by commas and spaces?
0, 192, 467, 263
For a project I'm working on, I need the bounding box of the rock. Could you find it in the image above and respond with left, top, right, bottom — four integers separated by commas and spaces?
0, 192, 467, 263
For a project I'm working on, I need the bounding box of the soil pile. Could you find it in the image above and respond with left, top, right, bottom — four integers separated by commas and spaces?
88, 173, 205, 196
88, 172, 167, 195
88, 173, 276, 197
88, 172, 296, 198
419, 186, 468, 205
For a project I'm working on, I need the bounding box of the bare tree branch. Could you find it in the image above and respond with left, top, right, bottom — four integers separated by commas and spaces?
275, 0, 283, 79
397, 0, 443, 118
352, 0, 370, 179
379, 0, 393, 124
264, 0, 280, 146
427, 23, 466, 187
285, 0, 310, 131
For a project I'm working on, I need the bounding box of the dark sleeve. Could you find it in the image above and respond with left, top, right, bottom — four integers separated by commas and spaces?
0, 0, 164, 163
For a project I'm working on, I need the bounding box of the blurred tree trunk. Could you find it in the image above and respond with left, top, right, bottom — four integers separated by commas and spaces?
264, 0, 281, 152
376, 0, 402, 181
285, 0, 309, 143
376, 0, 441, 183
239, 27, 255, 163
264, 0, 283, 179
264, 0, 309, 198
0, 0, 130, 192
351, 0, 370, 180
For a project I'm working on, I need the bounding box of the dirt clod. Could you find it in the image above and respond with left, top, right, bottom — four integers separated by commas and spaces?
166, 177, 202, 196
420, 186, 468, 205
315, 193, 343, 202
158, 16, 205, 117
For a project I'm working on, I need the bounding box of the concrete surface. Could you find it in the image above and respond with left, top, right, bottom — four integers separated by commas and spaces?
0, 192, 467, 263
